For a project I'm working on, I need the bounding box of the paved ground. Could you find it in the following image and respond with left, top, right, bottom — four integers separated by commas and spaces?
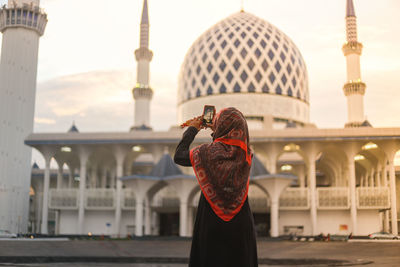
0, 238, 399, 266
0, 264, 311, 267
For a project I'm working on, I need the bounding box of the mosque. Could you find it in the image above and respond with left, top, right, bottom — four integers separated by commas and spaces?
1, 0, 400, 237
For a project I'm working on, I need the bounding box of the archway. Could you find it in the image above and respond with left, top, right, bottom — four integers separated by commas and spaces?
151, 184, 180, 236
248, 183, 270, 236
354, 142, 388, 234
276, 143, 305, 187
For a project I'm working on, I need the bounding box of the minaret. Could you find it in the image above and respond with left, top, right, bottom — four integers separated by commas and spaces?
342, 0, 369, 127
131, 0, 153, 131
0, 0, 47, 233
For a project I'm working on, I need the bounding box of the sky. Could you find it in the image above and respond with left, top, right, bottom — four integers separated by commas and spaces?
1, 0, 400, 166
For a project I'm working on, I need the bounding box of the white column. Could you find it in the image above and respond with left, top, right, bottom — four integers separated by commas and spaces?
135, 200, 144, 236
40, 155, 51, 234
338, 165, 343, 187
101, 168, 107, 188
187, 206, 193, 237
369, 168, 375, 187
303, 143, 319, 236
114, 147, 127, 236
55, 210, 60, 235
381, 167, 386, 187
122, 179, 157, 237
342, 163, 348, 187
376, 167, 381, 187
56, 162, 63, 189
254, 177, 293, 237
308, 158, 317, 235
348, 158, 357, 235
78, 149, 89, 234
165, 179, 197, 237
388, 159, 398, 235
144, 197, 151, 235
265, 143, 280, 174
270, 199, 279, 237
179, 201, 188, 237
298, 165, 305, 188
152, 211, 159, 235
35, 189, 42, 233
90, 165, 97, 188
110, 168, 116, 189
115, 179, 122, 236
68, 165, 74, 188
383, 164, 390, 232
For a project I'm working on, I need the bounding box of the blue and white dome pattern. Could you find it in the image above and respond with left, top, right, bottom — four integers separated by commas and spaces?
178, 12, 309, 105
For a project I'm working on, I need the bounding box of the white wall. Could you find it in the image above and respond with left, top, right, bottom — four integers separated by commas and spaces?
59, 210, 135, 236
279, 210, 311, 235
59, 211, 79, 234
121, 210, 135, 236
317, 210, 351, 235
280, 209, 381, 236
357, 210, 381, 235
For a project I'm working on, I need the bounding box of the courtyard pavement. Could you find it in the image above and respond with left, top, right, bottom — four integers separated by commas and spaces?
0, 238, 399, 266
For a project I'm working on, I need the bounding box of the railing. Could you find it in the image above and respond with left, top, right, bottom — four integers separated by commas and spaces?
121, 189, 136, 210
357, 187, 390, 209
279, 188, 309, 210
248, 197, 269, 212
152, 197, 180, 208
0, 5, 47, 35
317, 187, 350, 210
85, 189, 116, 210
48, 189, 78, 210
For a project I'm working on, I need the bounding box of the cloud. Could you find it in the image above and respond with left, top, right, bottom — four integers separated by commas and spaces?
34, 69, 178, 133
34, 117, 56, 124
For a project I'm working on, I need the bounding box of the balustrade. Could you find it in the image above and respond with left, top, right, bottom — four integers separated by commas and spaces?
48, 189, 78, 210
121, 189, 136, 210
357, 187, 390, 209
279, 188, 309, 210
317, 187, 350, 209
248, 197, 269, 212
85, 189, 116, 210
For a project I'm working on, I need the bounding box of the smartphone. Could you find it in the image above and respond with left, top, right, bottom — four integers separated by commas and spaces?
202, 105, 216, 125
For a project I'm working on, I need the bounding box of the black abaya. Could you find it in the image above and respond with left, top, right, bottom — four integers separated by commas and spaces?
174, 127, 258, 267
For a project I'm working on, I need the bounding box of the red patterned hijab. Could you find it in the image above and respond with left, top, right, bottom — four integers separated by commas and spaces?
190, 107, 252, 221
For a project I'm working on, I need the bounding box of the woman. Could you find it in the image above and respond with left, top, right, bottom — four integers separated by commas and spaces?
174, 107, 258, 267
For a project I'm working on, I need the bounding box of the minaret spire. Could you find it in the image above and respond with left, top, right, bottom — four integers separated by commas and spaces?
345, 0, 357, 43
346, 0, 356, 17
140, 0, 149, 47
131, 0, 153, 131
342, 0, 369, 127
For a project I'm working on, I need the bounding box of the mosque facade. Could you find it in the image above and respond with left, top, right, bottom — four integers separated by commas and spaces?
1, 0, 399, 237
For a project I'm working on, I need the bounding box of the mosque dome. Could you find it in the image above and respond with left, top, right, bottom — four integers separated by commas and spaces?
177, 11, 310, 129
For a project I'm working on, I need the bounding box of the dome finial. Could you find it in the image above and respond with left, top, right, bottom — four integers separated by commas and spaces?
240, 0, 244, 12
68, 120, 79, 133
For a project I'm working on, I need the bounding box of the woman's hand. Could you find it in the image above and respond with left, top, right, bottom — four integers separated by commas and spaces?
188, 116, 204, 130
